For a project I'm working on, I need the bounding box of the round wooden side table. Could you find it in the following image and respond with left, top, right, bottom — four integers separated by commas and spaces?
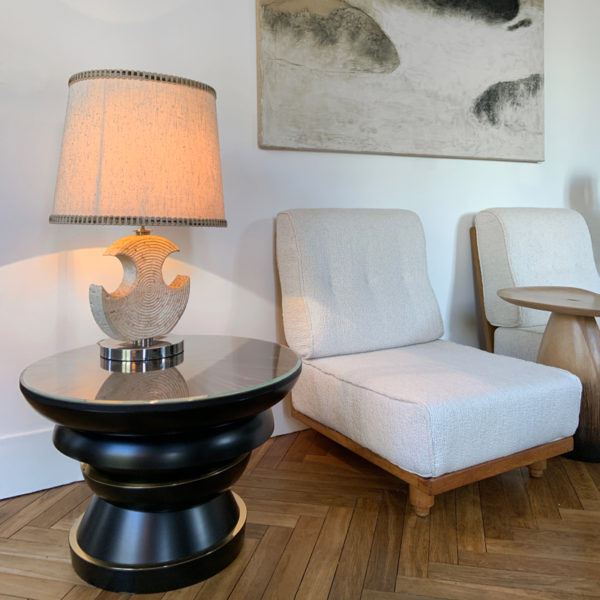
498, 286, 600, 462
20, 335, 301, 593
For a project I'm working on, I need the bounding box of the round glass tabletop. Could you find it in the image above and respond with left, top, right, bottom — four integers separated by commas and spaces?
20, 335, 301, 407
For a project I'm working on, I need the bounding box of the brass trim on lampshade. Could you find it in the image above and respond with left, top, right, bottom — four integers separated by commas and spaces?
49, 214, 227, 227
68, 69, 217, 96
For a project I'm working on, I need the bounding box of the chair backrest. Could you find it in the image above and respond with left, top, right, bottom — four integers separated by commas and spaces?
474, 207, 600, 328
276, 209, 443, 359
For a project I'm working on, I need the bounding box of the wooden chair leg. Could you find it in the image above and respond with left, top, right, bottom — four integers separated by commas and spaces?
528, 459, 547, 478
409, 485, 434, 517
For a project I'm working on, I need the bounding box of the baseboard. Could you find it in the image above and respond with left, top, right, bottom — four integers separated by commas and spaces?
0, 429, 83, 499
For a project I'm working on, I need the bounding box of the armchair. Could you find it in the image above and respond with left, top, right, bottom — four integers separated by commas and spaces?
276, 209, 581, 516
472, 207, 600, 361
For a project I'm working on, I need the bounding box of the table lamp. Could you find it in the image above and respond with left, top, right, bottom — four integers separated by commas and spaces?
51, 69, 226, 363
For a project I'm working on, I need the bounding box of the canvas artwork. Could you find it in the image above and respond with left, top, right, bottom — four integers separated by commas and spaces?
257, 0, 544, 161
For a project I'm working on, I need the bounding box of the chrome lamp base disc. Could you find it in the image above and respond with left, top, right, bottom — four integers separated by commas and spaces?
99, 336, 184, 363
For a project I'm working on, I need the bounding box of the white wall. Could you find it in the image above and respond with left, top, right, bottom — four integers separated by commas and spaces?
1, 0, 598, 498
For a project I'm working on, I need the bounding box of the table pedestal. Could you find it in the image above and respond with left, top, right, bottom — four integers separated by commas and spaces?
53, 411, 274, 593
538, 312, 600, 462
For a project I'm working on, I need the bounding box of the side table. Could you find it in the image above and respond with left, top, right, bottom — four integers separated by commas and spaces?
498, 286, 600, 462
19, 335, 301, 593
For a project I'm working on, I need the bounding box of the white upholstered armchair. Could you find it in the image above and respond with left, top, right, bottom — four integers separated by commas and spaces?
276, 208, 581, 516
472, 207, 600, 361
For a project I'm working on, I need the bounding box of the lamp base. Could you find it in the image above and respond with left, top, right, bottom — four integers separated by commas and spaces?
99, 336, 184, 363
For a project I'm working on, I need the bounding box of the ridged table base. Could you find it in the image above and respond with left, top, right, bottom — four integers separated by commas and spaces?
53, 410, 275, 592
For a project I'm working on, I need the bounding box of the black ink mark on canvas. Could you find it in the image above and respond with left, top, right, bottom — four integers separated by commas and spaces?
473, 74, 542, 126
411, 0, 520, 23
507, 18, 532, 31
261, 2, 400, 73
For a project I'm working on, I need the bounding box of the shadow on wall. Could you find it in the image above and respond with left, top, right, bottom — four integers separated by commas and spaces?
446, 212, 482, 349
569, 176, 600, 272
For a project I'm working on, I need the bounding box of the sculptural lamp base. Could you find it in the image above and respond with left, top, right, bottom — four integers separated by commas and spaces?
99, 336, 185, 364
87, 229, 192, 365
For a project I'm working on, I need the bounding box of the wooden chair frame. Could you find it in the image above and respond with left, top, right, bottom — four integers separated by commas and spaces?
292, 403, 573, 517
470, 226, 496, 353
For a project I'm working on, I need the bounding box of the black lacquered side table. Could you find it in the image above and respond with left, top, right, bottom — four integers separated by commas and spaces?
19, 335, 301, 593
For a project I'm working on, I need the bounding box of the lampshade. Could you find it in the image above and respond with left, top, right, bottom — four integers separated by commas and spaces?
51, 69, 226, 227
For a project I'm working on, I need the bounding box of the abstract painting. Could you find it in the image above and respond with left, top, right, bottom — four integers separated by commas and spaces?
257, 0, 544, 161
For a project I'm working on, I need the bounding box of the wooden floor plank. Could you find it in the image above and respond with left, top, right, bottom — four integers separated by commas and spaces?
247, 510, 298, 529
396, 497, 430, 580
160, 579, 205, 600
559, 508, 600, 522
261, 515, 323, 600
363, 591, 452, 600
28, 483, 91, 529
51, 496, 91, 531
0, 536, 70, 560
304, 450, 373, 474
586, 462, 600, 491
244, 522, 268, 540
456, 483, 485, 553
479, 476, 512, 540
295, 505, 354, 600
61, 586, 102, 600
255, 434, 294, 470
95, 591, 132, 600
502, 469, 536, 529
277, 458, 398, 484
241, 467, 389, 496
486, 538, 600, 563
394, 575, 567, 600
562, 459, 600, 510
228, 526, 292, 600
364, 490, 406, 593
511, 526, 600, 550
429, 490, 458, 565
429, 561, 600, 598
0, 572, 73, 600
244, 497, 328, 518
10, 525, 69, 546
234, 483, 356, 507
0, 486, 73, 537
536, 516, 600, 535
459, 549, 600, 580
0, 490, 45, 527
283, 429, 318, 462
525, 474, 561, 521
193, 537, 259, 600
0, 553, 84, 586
545, 458, 583, 510
329, 497, 380, 600
244, 437, 275, 473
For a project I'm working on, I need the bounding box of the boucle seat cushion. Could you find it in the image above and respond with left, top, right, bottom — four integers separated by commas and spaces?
292, 339, 581, 478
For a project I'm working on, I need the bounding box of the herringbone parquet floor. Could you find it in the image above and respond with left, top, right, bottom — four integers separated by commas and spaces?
1, 429, 599, 599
